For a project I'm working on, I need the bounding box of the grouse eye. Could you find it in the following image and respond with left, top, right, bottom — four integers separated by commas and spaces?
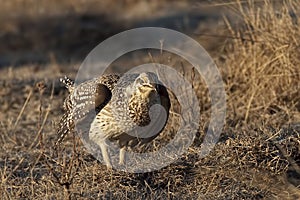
136, 78, 144, 85
135, 78, 148, 88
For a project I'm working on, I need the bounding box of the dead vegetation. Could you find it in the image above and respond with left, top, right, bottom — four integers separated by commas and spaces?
0, 0, 300, 199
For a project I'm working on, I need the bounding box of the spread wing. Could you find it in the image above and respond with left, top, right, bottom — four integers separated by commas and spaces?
56, 80, 113, 146
95, 83, 112, 113
157, 82, 171, 122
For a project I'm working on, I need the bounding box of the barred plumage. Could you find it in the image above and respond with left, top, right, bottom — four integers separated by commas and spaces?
56, 72, 171, 168
55, 75, 119, 145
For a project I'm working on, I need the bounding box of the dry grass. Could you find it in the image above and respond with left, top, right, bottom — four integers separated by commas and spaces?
220, 0, 300, 125
0, 0, 300, 199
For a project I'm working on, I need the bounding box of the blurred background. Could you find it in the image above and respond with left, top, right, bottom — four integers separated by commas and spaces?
0, 0, 229, 68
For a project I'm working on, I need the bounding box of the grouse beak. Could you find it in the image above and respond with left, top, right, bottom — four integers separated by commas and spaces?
146, 83, 157, 91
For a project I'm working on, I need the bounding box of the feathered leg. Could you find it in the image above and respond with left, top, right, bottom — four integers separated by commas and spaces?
119, 147, 126, 165
100, 141, 112, 168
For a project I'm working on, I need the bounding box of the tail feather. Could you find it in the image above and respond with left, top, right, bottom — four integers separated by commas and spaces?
55, 111, 74, 146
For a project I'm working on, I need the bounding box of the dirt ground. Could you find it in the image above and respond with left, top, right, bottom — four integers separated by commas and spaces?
0, 0, 299, 199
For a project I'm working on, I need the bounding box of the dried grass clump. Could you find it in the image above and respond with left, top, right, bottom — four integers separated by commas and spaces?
216, 125, 299, 175
212, 0, 300, 185
220, 0, 300, 126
